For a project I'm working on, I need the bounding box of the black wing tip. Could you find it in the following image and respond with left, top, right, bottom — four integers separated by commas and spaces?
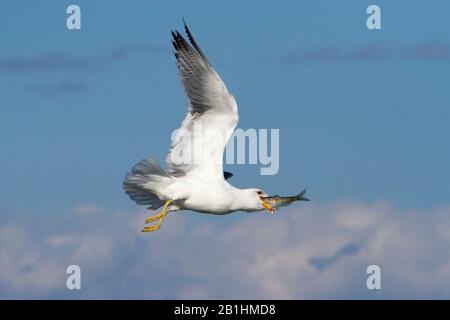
181, 16, 190, 35
171, 29, 187, 53
223, 171, 234, 180
179, 17, 210, 65
182, 17, 191, 38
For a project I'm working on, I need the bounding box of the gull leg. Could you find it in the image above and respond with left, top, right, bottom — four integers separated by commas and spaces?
142, 199, 173, 232
144, 199, 173, 224
144, 211, 164, 224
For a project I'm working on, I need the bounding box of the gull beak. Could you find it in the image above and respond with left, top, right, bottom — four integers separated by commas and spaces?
259, 197, 274, 213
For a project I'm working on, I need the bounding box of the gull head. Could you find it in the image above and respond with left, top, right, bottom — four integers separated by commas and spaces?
243, 188, 274, 213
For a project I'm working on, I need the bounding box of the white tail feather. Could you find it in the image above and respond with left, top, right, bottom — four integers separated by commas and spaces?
123, 158, 173, 209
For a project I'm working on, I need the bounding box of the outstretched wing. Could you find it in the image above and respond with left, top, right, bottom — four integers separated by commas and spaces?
166, 21, 239, 182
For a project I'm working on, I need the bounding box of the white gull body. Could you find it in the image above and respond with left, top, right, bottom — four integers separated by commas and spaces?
123, 22, 272, 220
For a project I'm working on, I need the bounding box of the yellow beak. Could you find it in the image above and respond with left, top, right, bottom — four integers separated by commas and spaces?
259, 197, 274, 213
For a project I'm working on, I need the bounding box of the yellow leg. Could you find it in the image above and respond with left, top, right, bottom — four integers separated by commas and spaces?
144, 211, 164, 224
144, 199, 173, 224
142, 199, 173, 232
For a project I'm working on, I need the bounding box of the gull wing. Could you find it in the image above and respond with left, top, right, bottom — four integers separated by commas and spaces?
166, 21, 239, 182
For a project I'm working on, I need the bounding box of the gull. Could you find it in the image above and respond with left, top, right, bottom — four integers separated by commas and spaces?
123, 20, 275, 232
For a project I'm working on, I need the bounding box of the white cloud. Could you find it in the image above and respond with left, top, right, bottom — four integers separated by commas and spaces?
0, 201, 449, 299
71, 204, 103, 216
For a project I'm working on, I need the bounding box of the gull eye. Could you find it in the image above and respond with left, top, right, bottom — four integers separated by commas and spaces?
257, 191, 263, 195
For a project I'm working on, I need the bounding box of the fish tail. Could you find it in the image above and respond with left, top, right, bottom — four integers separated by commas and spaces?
296, 189, 310, 201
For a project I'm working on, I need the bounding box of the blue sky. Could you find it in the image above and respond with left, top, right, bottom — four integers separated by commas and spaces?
0, 0, 450, 299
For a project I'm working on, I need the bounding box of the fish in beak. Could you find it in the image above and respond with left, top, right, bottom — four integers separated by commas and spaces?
260, 189, 310, 212
259, 197, 275, 213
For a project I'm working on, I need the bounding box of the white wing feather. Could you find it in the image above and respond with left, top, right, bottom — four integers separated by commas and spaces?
166, 25, 239, 182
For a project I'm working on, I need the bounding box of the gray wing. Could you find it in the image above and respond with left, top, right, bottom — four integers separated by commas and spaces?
166, 21, 239, 181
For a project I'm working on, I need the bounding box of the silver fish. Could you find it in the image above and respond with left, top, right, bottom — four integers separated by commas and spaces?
261, 189, 310, 212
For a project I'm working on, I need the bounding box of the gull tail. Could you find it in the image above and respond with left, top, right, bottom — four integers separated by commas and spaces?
123, 158, 173, 209
296, 189, 310, 201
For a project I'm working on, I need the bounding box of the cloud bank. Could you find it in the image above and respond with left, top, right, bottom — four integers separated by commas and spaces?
18, 81, 88, 97
0, 44, 165, 73
1, 201, 449, 299
0, 44, 165, 97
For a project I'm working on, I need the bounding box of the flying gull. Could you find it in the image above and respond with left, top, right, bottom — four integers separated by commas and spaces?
123, 20, 309, 232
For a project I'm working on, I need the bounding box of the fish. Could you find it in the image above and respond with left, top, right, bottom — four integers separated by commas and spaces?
261, 189, 310, 212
